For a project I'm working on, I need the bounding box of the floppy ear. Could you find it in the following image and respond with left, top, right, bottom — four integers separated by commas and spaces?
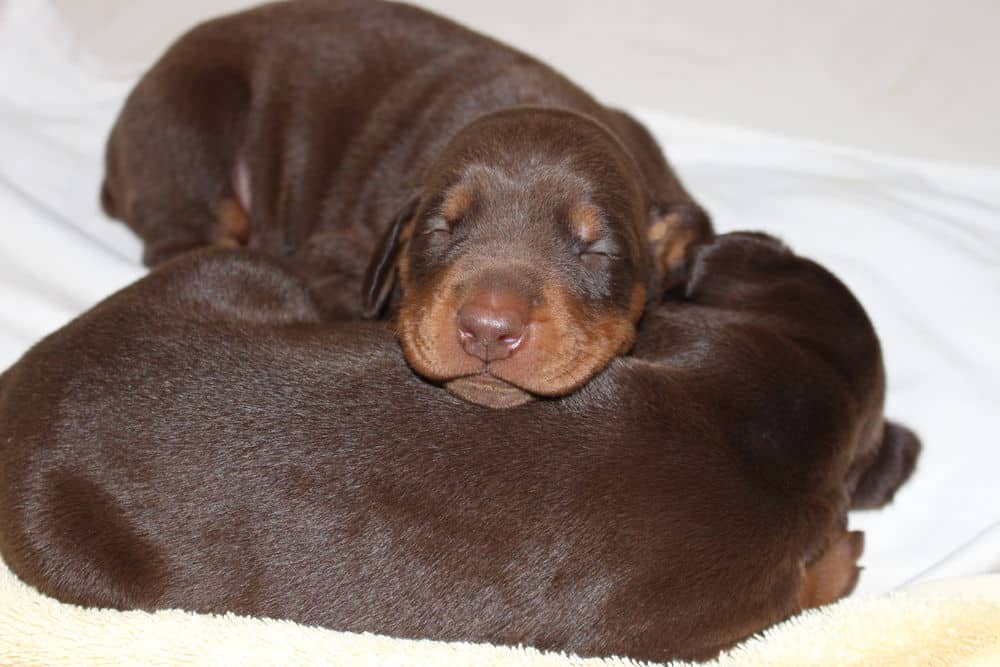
646, 201, 714, 296
362, 195, 420, 319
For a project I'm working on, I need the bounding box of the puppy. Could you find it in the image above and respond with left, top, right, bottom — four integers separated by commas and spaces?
0, 234, 918, 662
100, 0, 713, 407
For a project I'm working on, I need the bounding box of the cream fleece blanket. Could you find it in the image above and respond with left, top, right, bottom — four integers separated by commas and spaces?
1, 560, 998, 667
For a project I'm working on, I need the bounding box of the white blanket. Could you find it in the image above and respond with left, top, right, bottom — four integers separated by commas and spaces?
1, 0, 998, 607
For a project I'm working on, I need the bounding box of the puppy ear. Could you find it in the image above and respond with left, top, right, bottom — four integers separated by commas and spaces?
647, 201, 713, 295
362, 195, 420, 319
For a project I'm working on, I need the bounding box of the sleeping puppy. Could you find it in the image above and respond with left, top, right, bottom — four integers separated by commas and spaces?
100, 0, 712, 408
0, 234, 918, 662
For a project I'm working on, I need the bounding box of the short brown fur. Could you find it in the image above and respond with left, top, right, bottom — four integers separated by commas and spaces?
0, 233, 919, 662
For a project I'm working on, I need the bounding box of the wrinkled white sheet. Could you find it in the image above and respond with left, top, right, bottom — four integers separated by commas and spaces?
1, 1, 998, 597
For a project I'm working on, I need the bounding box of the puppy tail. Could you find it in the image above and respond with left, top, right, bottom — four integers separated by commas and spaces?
849, 420, 921, 510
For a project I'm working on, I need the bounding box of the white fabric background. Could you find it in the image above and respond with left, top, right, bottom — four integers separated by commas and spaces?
1, 1, 998, 598
53, 0, 1000, 167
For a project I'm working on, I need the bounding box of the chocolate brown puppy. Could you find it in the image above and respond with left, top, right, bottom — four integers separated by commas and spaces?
0, 234, 917, 662
101, 0, 712, 407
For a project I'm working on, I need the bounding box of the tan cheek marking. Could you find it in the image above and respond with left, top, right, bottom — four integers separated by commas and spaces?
215, 198, 252, 247
570, 202, 604, 243
513, 282, 637, 393
534, 282, 581, 355
441, 185, 473, 221
397, 262, 477, 380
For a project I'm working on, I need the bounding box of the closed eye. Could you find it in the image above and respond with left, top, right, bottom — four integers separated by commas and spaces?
423, 216, 452, 236
580, 237, 619, 260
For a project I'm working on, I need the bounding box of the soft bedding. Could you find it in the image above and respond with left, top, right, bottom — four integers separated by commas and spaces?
1, 0, 999, 662
3, 564, 1000, 666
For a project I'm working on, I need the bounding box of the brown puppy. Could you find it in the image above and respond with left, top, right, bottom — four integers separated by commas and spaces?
0, 234, 918, 662
101, 0, 712, 407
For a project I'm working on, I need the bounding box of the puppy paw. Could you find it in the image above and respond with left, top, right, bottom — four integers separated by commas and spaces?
799, 530, 865, 610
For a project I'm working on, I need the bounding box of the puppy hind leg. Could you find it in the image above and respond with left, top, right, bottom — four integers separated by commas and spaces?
105, 65, 252, 266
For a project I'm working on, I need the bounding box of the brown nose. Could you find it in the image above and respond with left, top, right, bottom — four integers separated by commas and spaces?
457, 291, 530, 362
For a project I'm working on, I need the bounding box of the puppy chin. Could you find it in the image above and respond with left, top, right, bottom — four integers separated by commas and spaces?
445, 376, 535, 409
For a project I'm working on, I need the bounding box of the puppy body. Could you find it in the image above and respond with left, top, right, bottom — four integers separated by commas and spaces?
0, 235, 916, 662
104, 1, 703, 283
102, 0, 711, 402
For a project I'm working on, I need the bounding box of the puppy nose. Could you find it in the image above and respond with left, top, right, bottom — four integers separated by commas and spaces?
457, 291, 529, 362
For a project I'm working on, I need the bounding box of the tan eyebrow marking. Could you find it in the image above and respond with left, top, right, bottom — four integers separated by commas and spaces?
441, 185, 473, 221
570, 202, 604, 243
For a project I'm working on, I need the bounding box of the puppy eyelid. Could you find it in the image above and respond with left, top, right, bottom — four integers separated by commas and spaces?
424, 216, 452, 234
582, 237, 618, 258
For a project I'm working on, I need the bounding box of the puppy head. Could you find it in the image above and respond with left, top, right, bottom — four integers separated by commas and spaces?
364, 108, 652, 407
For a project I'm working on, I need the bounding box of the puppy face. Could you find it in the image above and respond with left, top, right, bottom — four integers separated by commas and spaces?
366, 110, 651, 408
